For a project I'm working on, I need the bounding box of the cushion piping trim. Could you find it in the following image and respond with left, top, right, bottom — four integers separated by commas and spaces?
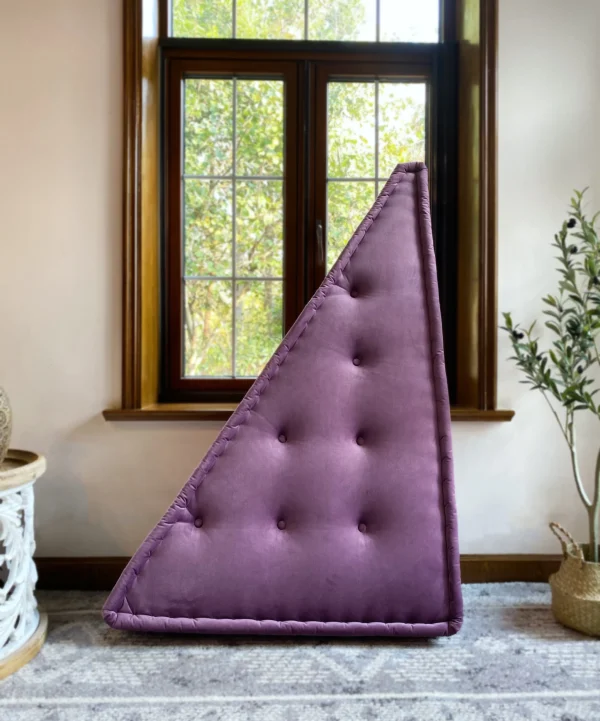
102, 610, 451, 635
414, 169, 463, 631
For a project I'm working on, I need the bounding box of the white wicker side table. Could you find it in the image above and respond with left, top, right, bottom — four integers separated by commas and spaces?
0, 450, 47, 679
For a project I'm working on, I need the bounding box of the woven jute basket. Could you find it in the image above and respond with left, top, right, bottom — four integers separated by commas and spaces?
548, 522, 600, 637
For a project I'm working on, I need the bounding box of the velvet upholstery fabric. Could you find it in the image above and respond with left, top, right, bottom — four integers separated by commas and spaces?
103, 163, 463, 637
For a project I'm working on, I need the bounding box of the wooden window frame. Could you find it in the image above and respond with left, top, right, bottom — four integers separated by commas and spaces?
104, 0, 514, 422
162, 45, 454, 402
163, 59, 302, 402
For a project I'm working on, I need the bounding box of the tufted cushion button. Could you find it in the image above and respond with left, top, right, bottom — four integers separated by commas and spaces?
278, 433, 287, 443
194, 517, 203, 528
352, 357, 361, 366
356, 436, 365, 446
358, 522, 367, 533
277, 519, 287, 530
350, 289, 358, 298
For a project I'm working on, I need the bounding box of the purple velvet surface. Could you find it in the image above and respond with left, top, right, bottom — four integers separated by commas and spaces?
104, 163, 463, 637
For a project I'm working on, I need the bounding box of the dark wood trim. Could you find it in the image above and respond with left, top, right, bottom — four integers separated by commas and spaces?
451, 408, 514, 421
480, 0, 498, 411
122, 0, 161, 409
36, 554, 560, 591
161, 57, 302, 401
161, 39, 442, 60
460, 555, 561, 584
37, 558, 127, 592
454, 0, 498, 410
104, 405, 514, 421
122, 0, 142, 408
441, 0, 458, 43
158, 0, 169, 38
430, 44, 459, 401
104, 403, 237, 421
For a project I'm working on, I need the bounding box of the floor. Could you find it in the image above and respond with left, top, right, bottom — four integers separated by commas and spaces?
1, 584, 599, 720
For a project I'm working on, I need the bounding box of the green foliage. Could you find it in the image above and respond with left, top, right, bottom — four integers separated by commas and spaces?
378, 83, 426, 174
236, 81, 284, 176
502, 190, 600, 560
185, 281, 233, 376
502, 191, 600, 415
172, 0, 370, 40
185, 180, 233, 277
173, 0, 232, 38
327, 182, 376, 268
183, 79, 285, 378
235, 281, 283, 376
237, 0, 305, 40
326, 81, 425, 266
308, 0, 369, 40
185, 280, 282, 378
328, 83, 376, 178
236, 181, 283, 277
327, 82, 426, 179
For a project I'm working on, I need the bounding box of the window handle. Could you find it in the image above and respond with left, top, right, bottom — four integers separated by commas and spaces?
316, 220, 324, 267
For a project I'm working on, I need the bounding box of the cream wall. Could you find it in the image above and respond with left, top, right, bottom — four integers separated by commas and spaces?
0, 0, 599, 557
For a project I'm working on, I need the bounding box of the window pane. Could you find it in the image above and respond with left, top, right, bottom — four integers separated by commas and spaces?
237, 0, 304, 40
235, 281, 283, 376
236, 80, 284, 177
185, 79, 233, 176
328, 83, 375, 178
236, 181, 283, 277
309, 0, 375, 41
378, 83, 426, 177
184, 180, 232, 277
173, 0, 439, 42
380, 0, 439, 43
327, 181, 375, 269
325, 80, 428, 268
173, 0, 232, 39
184, 280, 233, 377
181, 76, 285, 379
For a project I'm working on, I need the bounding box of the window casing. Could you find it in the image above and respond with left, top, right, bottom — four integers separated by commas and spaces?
161, 8, 459, 402
105, 0, 513, 422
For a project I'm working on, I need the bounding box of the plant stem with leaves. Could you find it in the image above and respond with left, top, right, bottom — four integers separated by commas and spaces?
502, 189, 600, 562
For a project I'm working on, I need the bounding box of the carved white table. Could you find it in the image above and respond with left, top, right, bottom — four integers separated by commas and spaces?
0, 450, 47, 679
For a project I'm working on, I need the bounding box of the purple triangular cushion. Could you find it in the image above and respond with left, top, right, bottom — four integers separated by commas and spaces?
104, 163, 463, 637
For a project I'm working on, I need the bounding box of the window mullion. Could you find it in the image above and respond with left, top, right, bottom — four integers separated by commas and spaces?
304, 0, 308, 40
374, 79, 379, 201
232, 76, 237, 378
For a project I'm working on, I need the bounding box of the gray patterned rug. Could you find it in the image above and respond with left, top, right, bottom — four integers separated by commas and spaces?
1, 584, 599, 720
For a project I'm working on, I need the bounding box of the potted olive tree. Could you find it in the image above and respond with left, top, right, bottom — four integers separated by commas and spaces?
502, 189, 600, 636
